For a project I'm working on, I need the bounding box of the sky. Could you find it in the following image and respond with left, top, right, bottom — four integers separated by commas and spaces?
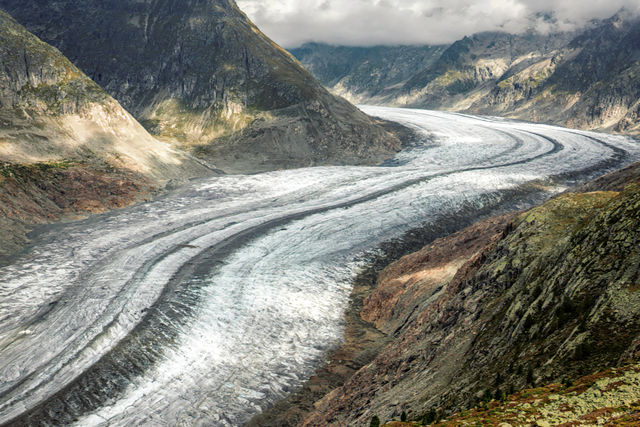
236, 0, 640, 48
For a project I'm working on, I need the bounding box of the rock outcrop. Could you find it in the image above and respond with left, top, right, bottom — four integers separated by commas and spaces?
0, 0, 402, 173
473, 13, 640, 134
398, 31, 575, 112
297, 163, 640, 425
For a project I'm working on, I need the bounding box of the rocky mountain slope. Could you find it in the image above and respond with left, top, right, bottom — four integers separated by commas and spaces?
0, 0, 403, 173
396, 30, 575, 111
381, 362, 640, 425
253, 162, 640, 426
471, 14, 640, 134
292, 13, 640, 135
290, 44, 446, 105
0, 10, 208, 261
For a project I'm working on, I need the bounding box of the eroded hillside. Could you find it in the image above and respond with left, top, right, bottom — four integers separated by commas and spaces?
0, 10, 208, 260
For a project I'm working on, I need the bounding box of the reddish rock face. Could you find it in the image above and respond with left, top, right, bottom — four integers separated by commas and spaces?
0, 164, 154, 259
0, 166, 153, 222
302, 214, 516, 427
362, 214, 515, 334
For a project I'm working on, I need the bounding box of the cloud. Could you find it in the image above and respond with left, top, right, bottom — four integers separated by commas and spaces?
235, 0, 640, 47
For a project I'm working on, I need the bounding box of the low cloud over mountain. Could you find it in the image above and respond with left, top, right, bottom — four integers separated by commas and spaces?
237, 0, 640, 47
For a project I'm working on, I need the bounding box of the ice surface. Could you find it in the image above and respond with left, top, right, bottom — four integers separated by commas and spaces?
0, 107, 638, 425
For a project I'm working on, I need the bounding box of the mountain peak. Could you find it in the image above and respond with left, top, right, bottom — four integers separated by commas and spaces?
1, 0, 402, 173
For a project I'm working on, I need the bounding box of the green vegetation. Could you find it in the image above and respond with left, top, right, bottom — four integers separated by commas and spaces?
431, 69, 476, 95
15, 78, 108, 115
140, 98, 259, 146
496, 68, 553, 92
422, 408, 437, 425
435, 362, 640, 426
0, 160, 75, 180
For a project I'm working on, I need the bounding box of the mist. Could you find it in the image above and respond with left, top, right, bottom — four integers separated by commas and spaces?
236, 0, 640, 47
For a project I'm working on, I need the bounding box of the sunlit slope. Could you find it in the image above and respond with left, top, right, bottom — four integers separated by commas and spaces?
0, 10, 208, 258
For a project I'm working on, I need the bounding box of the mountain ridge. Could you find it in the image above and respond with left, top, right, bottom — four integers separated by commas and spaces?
292, 13, 640, 135
0, 9, 211, 260
0, 0, 404, 173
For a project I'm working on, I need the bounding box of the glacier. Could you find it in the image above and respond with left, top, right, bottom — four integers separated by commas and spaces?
0, 107, 638, 426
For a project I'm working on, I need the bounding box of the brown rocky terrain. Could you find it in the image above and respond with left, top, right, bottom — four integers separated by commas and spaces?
0, 162, 155, 262
361, 214, 515, 336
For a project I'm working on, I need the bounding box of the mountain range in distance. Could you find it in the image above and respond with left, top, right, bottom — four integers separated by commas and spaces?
291, 10, 640, 135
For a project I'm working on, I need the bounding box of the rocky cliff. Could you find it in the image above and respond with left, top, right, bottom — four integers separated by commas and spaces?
397, 31, 575, 112
262, 163, 640, 426
472, 13, 640, 134
0, 0, 402, 173
0, 10, 208, 260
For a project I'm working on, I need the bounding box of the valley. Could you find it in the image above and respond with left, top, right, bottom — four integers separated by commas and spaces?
1, 1, 640, 425
0, 107, 638, 426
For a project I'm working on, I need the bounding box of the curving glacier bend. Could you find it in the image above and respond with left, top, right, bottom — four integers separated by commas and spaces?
0, 107, 639, 426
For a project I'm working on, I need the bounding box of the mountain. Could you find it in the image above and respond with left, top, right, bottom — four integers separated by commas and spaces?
291, 13, 640, 135
290, 32, 574, 111
0, 0, 403, 173
397, 31, 575, 110
251, 162, 640, 425
0, 10, 208, 260
290, 43, 447, 105
471, 14, 640, 134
